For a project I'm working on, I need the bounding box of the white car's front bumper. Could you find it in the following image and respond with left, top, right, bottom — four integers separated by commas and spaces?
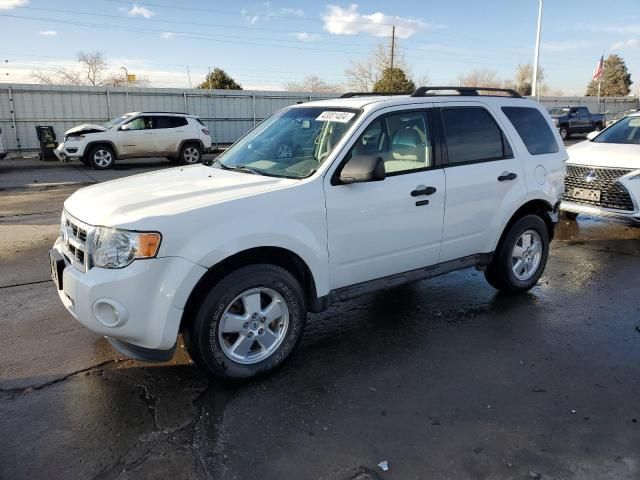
561, 200, 640, 224
51, 238, 206, 356
54, 142, 84, 162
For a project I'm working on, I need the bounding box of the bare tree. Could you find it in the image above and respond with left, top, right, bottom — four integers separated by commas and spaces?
285, 75, 343, 93
30, 51, 148, 87
457, 69, 502, 88
345, 42, 412, 92
513, 63, 544, 96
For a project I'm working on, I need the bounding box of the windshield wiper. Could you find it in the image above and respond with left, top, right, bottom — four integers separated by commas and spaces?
211, 159, 263, 175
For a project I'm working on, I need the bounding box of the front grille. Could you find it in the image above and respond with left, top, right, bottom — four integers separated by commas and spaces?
563, 165, 635, 211
61, 213, 92, 271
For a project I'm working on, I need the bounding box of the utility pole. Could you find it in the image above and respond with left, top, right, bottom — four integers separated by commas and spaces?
187, 65, 192, 89
531, 0, 543, 99
390, 25, 396, 70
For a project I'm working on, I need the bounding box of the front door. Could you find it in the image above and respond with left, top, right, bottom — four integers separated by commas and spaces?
118, 115, 156, 157
325, 107, 445, 289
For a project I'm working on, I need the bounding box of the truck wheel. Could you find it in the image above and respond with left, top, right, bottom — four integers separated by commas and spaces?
184, 264, 307, 382
594, 123, 604, 132
484, 215, 549, 294
178, 143, 201, 165
89, 145, 115, 170
562, 211, 579, 221
559, 127, 570, 140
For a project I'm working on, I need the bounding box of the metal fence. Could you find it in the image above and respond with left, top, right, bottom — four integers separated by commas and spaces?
0, 83, 338, 151
1, 83, 638, 152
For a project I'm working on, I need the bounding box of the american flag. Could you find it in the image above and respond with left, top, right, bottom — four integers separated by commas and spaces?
592, 54, 604, 82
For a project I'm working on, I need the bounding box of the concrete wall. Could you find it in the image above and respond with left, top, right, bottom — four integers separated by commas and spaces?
1, 83, 638, 152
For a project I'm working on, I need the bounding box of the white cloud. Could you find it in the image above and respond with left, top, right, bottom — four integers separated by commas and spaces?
39, 30, 58, 37
127, 4, 154, 18
322, 4, 434, 39
241, 2, 271, 24
290, 32, 318, 42
0, 0, 28, 10
542, 40, 591, 52
611, 38, 640, 50
581, 23, 640, 35
160, 32, 175, 39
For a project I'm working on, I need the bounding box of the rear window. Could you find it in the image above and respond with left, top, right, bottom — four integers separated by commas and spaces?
502, 107, 559, 155
442, 107, 512, 165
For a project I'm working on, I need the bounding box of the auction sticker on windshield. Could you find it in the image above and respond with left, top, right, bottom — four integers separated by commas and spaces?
316, 111, 356, 123
629, 118, 640, 128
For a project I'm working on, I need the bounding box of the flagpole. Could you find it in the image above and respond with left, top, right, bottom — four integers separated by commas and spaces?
597, 51, 603, 113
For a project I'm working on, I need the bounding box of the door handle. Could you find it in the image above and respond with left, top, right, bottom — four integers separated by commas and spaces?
498, 172, 517, 181
410, 185, 437, 197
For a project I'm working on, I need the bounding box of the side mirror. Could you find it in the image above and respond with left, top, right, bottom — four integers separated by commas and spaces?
120, 124, 130, 131
338, 155, 385, 184
586, 131, 599, 140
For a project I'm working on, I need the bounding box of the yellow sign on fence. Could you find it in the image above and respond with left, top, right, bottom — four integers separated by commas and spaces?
127, 74, 136, 82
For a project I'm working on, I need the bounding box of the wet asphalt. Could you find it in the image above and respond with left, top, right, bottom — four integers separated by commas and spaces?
1, 151, 639, 480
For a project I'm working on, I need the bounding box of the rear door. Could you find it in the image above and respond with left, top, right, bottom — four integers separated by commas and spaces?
118, 115, 156, 156
154, 116, 187, 154
437, 103, 527, 262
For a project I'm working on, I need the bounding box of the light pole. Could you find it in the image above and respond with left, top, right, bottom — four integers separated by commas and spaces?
531, 0, 543, 99
120, 66, 129, 107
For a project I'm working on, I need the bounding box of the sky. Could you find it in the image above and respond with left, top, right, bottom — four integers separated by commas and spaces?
0, 0, 639, 95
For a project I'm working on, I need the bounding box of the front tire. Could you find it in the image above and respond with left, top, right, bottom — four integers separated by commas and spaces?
178, 143, 202, 165
485, 215, 550, 294
89, 145, 115, 170
562, 211, 579, 221
184, 264, 307, 381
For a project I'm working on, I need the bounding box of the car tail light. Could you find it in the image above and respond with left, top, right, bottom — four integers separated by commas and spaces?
202, 128, 209, 135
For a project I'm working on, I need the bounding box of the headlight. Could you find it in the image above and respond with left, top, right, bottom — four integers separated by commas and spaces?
65, 135, 84, 142
92, 227, 161, 269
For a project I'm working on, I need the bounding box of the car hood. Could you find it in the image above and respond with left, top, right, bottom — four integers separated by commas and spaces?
64, 165, 299, 227
65, 124, 108, 135
567, 140, 640, 169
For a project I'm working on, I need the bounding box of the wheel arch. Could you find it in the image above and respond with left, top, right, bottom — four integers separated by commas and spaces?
494, 199, 555, 253
178, 138, 204, 154
84, 140, 119, 159
179, 246, 322, 333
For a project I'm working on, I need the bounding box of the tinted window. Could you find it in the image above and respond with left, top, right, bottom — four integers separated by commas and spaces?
347, 111, 433, 174
502, 107, 560, 155
593, 116, 640, 145
155, 116, 188, 128
442, 107, 509, 164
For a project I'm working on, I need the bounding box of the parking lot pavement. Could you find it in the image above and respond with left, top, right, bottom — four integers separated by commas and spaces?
1, 154, 639, 479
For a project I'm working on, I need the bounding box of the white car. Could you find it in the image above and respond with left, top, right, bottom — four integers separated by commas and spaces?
561, 112, 640, 223
0, 126, 7, 159
49, 87, 566, 380
54, 112, 212, 169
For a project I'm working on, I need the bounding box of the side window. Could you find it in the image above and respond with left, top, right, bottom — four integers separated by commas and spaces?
441, 107, 511, 165
171, 116, 188, 128
154, 116, 173, 129
124, 116, 153, 130
502, 107, 560, 155
347, 111, 432, 175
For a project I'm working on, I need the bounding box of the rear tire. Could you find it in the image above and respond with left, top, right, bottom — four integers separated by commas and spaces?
184, 264, 307, 382
89, 145, 115, 170
559, 127, 570, 140
485, 215, 549, 294
178, 143, 202, 165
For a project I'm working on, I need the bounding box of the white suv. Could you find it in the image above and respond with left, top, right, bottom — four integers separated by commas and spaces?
50, 87, 566, 381
54, 112, 212, 169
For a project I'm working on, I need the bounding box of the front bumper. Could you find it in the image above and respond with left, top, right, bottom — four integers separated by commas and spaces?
561, 200, 640, 224
54, 142, 84, 162
51, 238, 206, 353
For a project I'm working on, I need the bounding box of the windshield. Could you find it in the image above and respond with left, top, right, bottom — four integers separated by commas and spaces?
216, 107, 360, 178
549, 107, 570, 115
102, 115, 131, 129
593, 116, 640, 145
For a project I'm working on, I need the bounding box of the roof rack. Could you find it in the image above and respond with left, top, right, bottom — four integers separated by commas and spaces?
137, 111, 192, 115
339, 92, 405, 98
411, 86, 522, 98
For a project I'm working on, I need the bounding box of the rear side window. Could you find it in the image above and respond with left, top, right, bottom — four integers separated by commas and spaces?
502, 107, 559, 155
441, 107, 512, 165
155, 116, 188, 128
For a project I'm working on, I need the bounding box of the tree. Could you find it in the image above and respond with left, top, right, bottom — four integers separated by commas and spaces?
31, 51, 148, 87
372, 67, 415, 94
197, 68, 242, 90
457, 69, 502, 88
513, 63, 544, 96
285, 75, 343, 93
586, 54, 633, 97
345, 42, 416, 91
